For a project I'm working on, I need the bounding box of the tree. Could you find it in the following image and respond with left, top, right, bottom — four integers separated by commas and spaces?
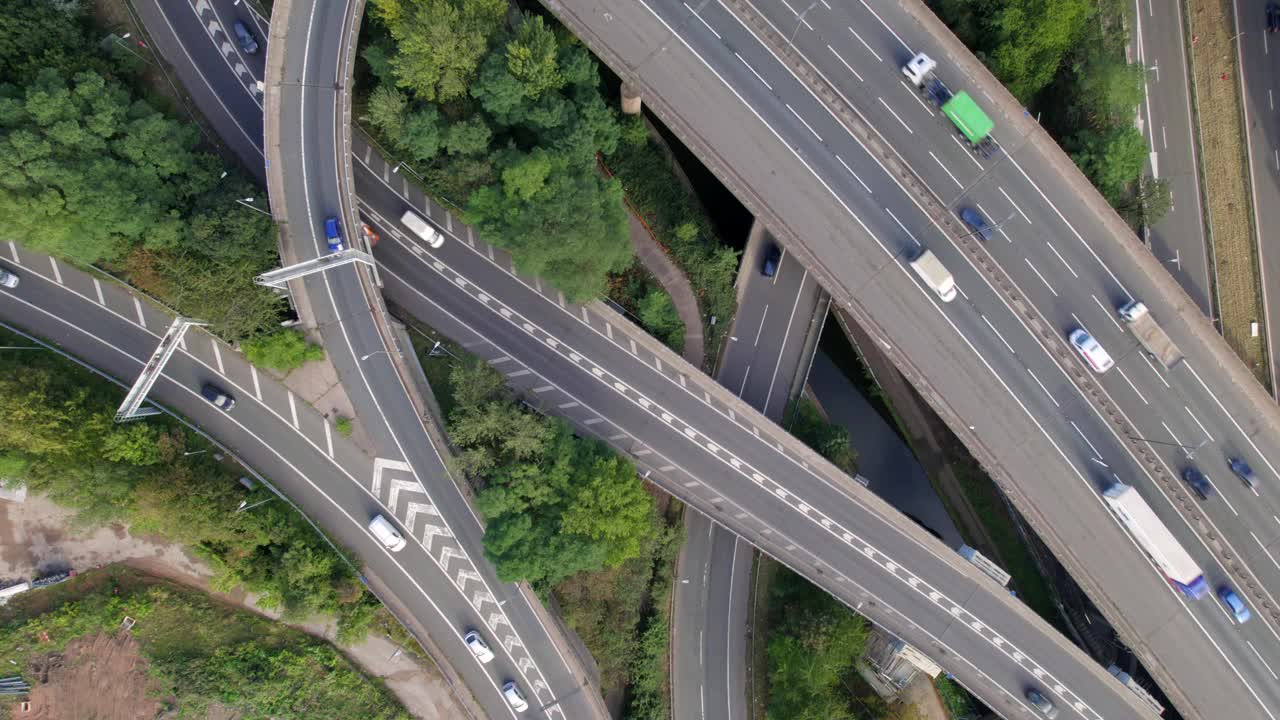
790, 399, 857, 475
465, 158, 631, 302
442, 117, 492, 157
985, 0, 1094, 102
241, 329, 325, 372
637, 290, 684, 348
367, 0, 507, 102
366, 85, 409, 139
1116, 175, 1172, 228
560, 452, 655, 566
1070, 124, 1147, 204
102, 423, 165, 466
506, 14, 564, 99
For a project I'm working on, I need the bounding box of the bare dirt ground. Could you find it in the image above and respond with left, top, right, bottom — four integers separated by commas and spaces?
24, 632, 160, 720
0, 495, 464, 720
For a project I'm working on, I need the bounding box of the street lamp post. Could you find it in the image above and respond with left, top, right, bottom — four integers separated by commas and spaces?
238, 196, 272, 215
360, 349, 400, 361
1126, 435, 1210, 460
235, 497, 274, 513
0, 346, 46, 351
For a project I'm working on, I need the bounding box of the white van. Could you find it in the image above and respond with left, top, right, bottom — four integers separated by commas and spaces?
400, 211, 444, 248
908, 249, 957, 302
368, 514, 407, 552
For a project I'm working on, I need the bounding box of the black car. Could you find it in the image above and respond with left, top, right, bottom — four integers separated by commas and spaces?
1268, 3, 1280, 33
959, 207, 993, 241
761, 244, 782, 277
1182, 464, 1213, 500
233, 21, 259, 54
201, 383, 236, 411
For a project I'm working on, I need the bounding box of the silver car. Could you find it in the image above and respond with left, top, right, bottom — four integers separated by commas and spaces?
0, 268, 18, 289
1025, 688, 1059, 719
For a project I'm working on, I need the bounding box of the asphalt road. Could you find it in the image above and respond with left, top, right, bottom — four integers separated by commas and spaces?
672, 231, 826, 720
1132, 0, 1214, 315
546, 0, 1280, 715
1235, 0, 1280, 396
133, 0, 1270, 716
134, 1, 605, 717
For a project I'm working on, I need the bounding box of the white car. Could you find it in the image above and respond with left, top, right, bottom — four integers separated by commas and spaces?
0, 268, 18, 289
502, 681, 529, 713
463, 630, 494, 664
1068, 328, 1114, 374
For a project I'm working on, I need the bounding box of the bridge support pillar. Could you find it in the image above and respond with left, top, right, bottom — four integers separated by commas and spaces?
620, 82, 642, 115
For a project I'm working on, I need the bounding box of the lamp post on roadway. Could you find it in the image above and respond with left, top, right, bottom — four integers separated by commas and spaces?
235, 497, 274, 513
1126, 435, 1210, 460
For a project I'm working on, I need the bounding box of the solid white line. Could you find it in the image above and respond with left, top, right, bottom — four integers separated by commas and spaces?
725, 539, 740, 720
848, 26, 883, 61
827, 44, 863, 82
1248, 641, 1279, 680
1044, 242, 1079, 278
288, 391, 299, 429
1023, 258, 1058, 296
1184, 405, 1216, 442
884, 207, 920, 246
1027, 368, 1060, 407
998, 187, 1031, 224
786, 103, 824, 142
929, 151, 962, 188
251, 365, 262, 400
735, 52, 773, 90
1070, 421, 1103, 460
879, 97, 913, 134
48, 258, 62, 284
324, 417, 333, 457
133, 296, 146, 328
1116, 368, 1148, 404
858, 0, 911, 51
684, 2, 722, 38
763, 270, 808, 411
1092, 295, 1124, 331
981, 315, 1016, 354
835, 155, 872, 193
93, 278, 105, 306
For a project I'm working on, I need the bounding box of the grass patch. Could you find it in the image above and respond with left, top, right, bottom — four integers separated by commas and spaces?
334, 415, 353, 438
1187, 0, 1269, 384
0, 566, 409, 719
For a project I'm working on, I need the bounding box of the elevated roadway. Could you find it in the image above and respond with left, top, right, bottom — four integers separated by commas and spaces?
544, 0, 1280, 716
147, 0, 1229, 716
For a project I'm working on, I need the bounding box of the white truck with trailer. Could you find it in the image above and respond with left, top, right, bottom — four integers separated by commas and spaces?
1118, 301, 1182, 369
1102, 483, 1207, 598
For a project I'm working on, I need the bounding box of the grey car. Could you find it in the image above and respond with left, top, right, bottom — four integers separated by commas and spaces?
958, 207, 993, 241
1025, 688, 1059, 719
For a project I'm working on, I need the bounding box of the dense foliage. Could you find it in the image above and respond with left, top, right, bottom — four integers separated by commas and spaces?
444, 358, 657, 587
603, 125, 741, 354
790, 398, 857, 476
0, 0, 285, 340
0, 340, 367, 629
933, 0, 1170, 225
0, 569, 409, 719
241, 329, 326, 372
362, 2, 632, 300
765, 568, 878, 720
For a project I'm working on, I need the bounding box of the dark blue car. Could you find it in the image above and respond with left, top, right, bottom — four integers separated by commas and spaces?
324, 216, 344, 253
1182, 465, 1212, 500
958, 207, 993, 241
761, 244, 781, 277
